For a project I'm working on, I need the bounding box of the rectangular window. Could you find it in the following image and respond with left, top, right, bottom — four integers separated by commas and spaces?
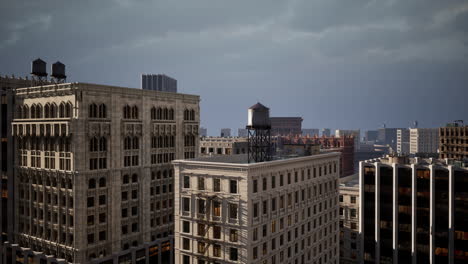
198, 177, 205, 190
229, 203, 238, 220
213, 244, 221, 257
230, 248, 238, 261
213, 178, 221, 192
213, 226, 221, 239
182, 197, 190, 212
253, 179, 258, 193
213, 200, 221, 217
230, 229, 238, 242
183, 221, 190, 233
198, 199, 206, 214
230, 180, 237, 194
183, 176, 190, 188
183, 238, 190, 250
272, 175, 276, 189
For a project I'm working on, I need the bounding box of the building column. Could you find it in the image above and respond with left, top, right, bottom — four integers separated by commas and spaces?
429, 165, 435, 264
375, 162, 381, 263
393, 164, 399, 264
358, 161, 365, 263
448, 166, 454, 264
411, 165, 417, 264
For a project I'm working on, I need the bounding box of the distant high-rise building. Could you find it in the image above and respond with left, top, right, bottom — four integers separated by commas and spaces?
364, 130, 378, 142
302, 128, 319, 137
339, 175, 361, 264
270, 117, 303, 136
220, 128, 231, 137
141, 74, 177, 92
439, 122, 468, 160
397, 129, 410, 154
336, 129, 360, 151
7, 82, 200, 263
377, 128, 400, 151
321, 128, 331, 137
199, 127, 207, 137
360, 156, 468, 264
409, 128, 439, 155
237, 128, 248, 137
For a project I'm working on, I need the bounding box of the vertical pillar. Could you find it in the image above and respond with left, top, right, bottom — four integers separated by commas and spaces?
358, 161, 364, 262
375, 163, 381, 263
411, 165, 417, 264
393, 164, 399, 264
448, 166, 454, 264
429, 165, 435, 264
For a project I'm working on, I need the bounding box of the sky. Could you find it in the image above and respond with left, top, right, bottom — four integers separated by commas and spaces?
1, 0, 467, 135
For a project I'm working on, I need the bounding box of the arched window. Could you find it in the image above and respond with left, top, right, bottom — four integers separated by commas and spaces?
158, 136, 163, 148
132, 137, 139, 150
132, 174, 138, 183
151, 107, 156, 120
89, 103, 98, 118
164, 136, 169, 148
65, 102, 72, 117
99, 137, 107, 151
36, 104, 43, 118
44, 103, 50, 118
88, 179, 96, 189
123, 175, 129, 184
23, 105, 29, 119
99, 177, 106, 188
157, 108, 162, 120
50, 103, 57, 118
99, 104, 106, 118
169, 108, 174, 120
190, 110, 195, 121
123, 105, 130, 119
59, 103, 65, 118
170, 136, 175, 147
124, 137, 131, 150
131, 106, 138, 119
90, 137, 98, 152
163, 108, 168, 120
31, 104, 37, 118
184, 109, 189, 120
16, 105, 23, 119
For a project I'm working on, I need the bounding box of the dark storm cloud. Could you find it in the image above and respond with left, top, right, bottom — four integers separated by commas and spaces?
0, 0, 467, 134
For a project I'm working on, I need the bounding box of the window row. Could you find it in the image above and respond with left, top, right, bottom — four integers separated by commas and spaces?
183, 176, 238, 194
151, 107, 175, 120
17, 137, 71, 152
181, 246, 238, 262
17, 174, 73, 189
183, 109, 196, 121
124, 136, 139, 150
123, 105, 139, 119
88, 177, 107, 189
151, 153, 175, 164
184, 135, 196, 147
89, 103, 107, 118
87, 195, 107, 207
16, 102, 73, 119
181, 221, 238, 242
90, 137, 107, 152
152, 135, 175, 148
252, 164, 338, 193
181, 198, 238, 220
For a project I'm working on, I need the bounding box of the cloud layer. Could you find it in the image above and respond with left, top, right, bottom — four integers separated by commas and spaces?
1, 0, 467, 134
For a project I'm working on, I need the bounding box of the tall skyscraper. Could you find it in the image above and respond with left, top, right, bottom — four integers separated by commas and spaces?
7, 82, 199, 263
409, 128, 439, 155
173, 152, 341, 264
141, 74, 177, 92
397, 129, 410, 154
360, 155, 468, 263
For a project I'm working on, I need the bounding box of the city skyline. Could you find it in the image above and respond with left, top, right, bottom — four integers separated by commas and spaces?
1, 0, 467, 134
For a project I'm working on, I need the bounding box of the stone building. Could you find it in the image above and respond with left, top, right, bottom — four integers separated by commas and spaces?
200, 137, 248, 156
7, 82, 199, 263
439, 123, 468, 160
0, 75, 51, 258
173, 152, 341, 264
409, 128, 439, 155
338, 175, 360, 264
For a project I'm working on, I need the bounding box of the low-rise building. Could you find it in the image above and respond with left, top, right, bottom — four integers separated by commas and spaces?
200, 137, 248, 156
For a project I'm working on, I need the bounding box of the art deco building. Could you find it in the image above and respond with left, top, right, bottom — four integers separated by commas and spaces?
7, 82, 199, 263
439, 123, 468, 160
173, 152, 341, 264
360, 155, 468, 264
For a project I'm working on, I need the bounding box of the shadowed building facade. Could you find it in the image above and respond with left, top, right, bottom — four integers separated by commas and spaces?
5, 82, 199, 263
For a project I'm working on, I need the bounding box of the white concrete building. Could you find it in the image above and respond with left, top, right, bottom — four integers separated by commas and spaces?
409, 128, 439, 154
397, 129, 410, 154
173, 152, 341, 264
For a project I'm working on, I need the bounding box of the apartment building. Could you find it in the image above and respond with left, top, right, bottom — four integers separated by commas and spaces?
173, 152, 341, 264
396, 129, 409, 154
200, 137, 248, 156
439, 123, 468, 160
360, 155, 468, 264
7, 82, 199, 263
409, 128, 439, 155
338, 176, 360, 264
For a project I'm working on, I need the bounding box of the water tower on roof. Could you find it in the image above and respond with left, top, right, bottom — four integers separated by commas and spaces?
246, 102, 272, 163
31, 58, 48, 82
51, 61, 66, 83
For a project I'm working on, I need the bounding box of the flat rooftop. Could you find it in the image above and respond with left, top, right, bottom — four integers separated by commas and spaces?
173, 152, 341, 168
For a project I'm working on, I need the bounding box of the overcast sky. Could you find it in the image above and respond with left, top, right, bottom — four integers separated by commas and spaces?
1, 0, 467, 135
